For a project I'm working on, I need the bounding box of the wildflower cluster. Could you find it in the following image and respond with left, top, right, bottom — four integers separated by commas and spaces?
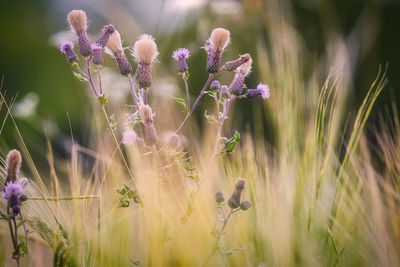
1, 149, 29, 265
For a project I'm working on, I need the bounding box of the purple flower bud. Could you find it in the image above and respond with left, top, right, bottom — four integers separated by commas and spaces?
12, 205, 20, 215
138, 63, 152, 89
227, 178, 246, 209
95, 24, 115, 47
215, 191, 225, 203
19, 194, 27, 202
91, 43, 104, 65
210, 80, 221, 91
245, 83, 270, 100
229, 72, 245, 95
60, 42, 78, 63
115, 52, 133, 76
240, 200, 252, 210
220, 85, 230, 98
77, 31, 92, 57
206, 50, 222, 74
224, 54, 251, 72
172, 48, 190, 72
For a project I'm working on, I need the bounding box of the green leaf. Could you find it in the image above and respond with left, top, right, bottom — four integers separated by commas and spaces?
73, 71, 88, 82
0, 213, 9, 220
118, 199, 130, 208
175, 97, 189, 112
204, 90, 216, 98
98, 94, 107, 105
221, 131, 241, 154
204, 110, 221, 125
130, 259, 142, 266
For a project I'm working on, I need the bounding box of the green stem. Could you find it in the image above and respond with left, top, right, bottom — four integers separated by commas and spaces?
27, 195, 99, 201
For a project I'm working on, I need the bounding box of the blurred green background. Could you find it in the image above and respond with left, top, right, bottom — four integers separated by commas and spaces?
0, 0, 399, 162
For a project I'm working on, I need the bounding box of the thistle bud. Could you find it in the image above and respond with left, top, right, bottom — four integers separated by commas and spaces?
245, 83, 270, 100
205, 28, 230, 73
19, 194, 27, 202
60, 42, 78, 63
91, 43, 103, 65
227, 178, 246, 209
210, 80, 221, 91
220, 85, 230, 98
139, 105, 158, 146
106, 30, 133, 75
215, 191, 225, 204
224, 53, 251, 72
5, 149, 22, 184
95, 24, 115, 47
229, 56, 252, 95
67, 10, 92, 57
132, 34, 159, 89
240, 200, 252, 210
172, 48, 190, 72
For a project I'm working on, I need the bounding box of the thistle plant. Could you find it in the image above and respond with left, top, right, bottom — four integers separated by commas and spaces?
1, 149, 29, 266
204, 178, 252, 266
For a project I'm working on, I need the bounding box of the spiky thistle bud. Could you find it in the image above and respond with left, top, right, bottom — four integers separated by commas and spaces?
132, 34, 159, 89
139, 105, 158, 146
224, 53, 251, 72
5, 149, 22, 185
60, 42, 78, 63
2, 178, 28, 215
240, 200, 252, 210
210, 80, 221, 91
172, 48, 190, 72
215, 191, 225, 204
95, 24, 115, 47
245, 83, 270, 100
91, 43, 103, 65
122, 130, 137, 146
229, 55, 252, 95
228, 178, 246, 209
106, 30, 133, 75
205, 28, 230, 73
220, 85, 230, 99
67, 10, 92, 57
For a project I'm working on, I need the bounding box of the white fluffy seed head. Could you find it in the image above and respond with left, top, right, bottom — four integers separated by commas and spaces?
132, 34, 159, 64
139, 105, 153, 123
237, 54, 252, 76
210, 28, 230, 52
106, 30, 123, 55
67, 10, 87, 33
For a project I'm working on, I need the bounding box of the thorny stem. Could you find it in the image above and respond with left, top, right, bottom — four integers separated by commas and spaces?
213, 96, 235, 156
128, 75, 140, 110
175, 74, 214, 133
100, 105, 139, 194
203, 207, 239, 266
86, 57, 99, 98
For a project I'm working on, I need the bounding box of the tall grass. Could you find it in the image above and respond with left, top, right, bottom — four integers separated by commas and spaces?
1, 1, 399, 266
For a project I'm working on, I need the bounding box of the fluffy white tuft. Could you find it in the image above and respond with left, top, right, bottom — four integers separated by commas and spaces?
237, 55, 252, 76
106, 30, 123, 55
132, 34, 159, 64
67, 10, 87, 33
210, 28, 230, 52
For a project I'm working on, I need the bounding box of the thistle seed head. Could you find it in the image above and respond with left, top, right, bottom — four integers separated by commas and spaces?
132, 34, 159, 65
237, 55, 252, 76
106, 30, 123, 55
139, 105, 153, 124
225, 53, 251, 72
210, 28, 230, 53
67, 10, 87, 34
5, 149, 22, 184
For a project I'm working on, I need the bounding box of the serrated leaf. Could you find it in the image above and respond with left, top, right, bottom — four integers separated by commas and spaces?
204, 110, 221, 125
73, 71, 88, 82
221, 131, 241, 154
175, 97, 189, 112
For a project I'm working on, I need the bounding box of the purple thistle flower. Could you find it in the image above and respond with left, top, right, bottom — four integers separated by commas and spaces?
60, 41, 78, 63
91, 43, 104, 65
172, 48, 190, 72
245, 83, 270, 100
210, 80, 221, 91
2, 182, 23, 200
